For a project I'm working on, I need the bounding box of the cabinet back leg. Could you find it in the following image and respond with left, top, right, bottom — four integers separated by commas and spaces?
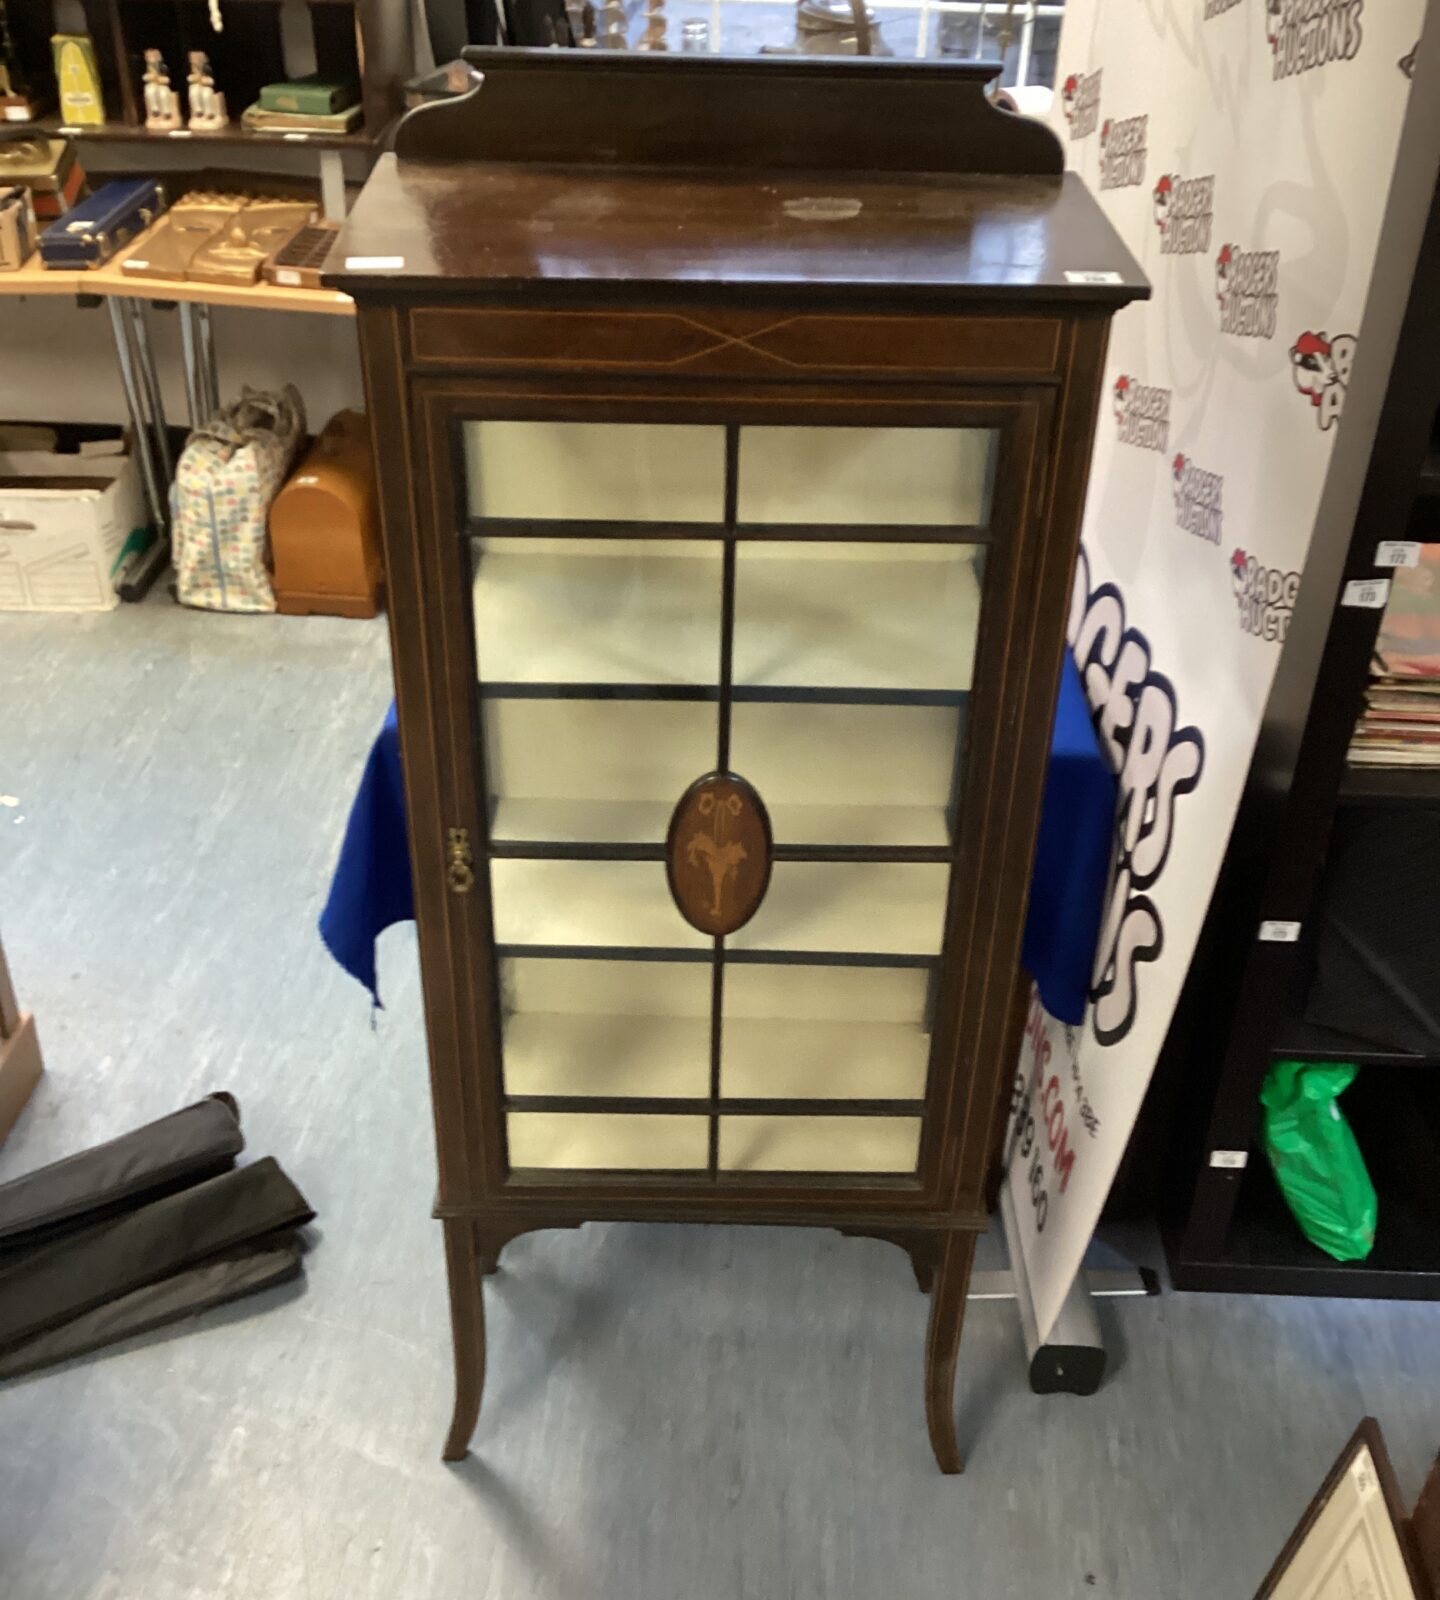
441, 1217, 487, 1462
924, 1231, 978, 1475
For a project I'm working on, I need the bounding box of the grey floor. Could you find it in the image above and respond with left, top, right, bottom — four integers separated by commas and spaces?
0, 594, 1436, 1600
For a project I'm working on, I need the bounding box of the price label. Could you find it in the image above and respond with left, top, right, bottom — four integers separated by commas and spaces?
1259, 920, 1302, 942
274, 268, 301, 287
1342, 577, 1390, 609
1209, 1149, 1249, 1170
167, 129, 194, 139
1065, 270, 1124, 285
345, 255, 405, 271
282, 133, 310, 142
3, 107, 30, 122
1374, 540, 1420, 568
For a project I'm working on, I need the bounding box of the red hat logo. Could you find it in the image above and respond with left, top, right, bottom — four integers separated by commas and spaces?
1062, 74, 1079, 120
1100, 117, 1112, 146
1215, 243, 1235, 306
1266, 0, 1283, 49
1290, 330, 1335, 409
1230, 548, 1249, 596
1173, 452, 1187, 482
1153, 174, 1175, 234
1113, 374, 1132, 426
1289, 330, 1357, 431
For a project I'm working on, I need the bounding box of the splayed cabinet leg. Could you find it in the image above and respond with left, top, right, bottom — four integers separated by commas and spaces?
441, 1217, 486, 1462
924, 1230, 978, 1475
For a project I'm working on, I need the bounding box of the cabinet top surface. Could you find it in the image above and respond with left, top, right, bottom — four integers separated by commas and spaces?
330, 159, 1147, 307
326, 54, 1148, 309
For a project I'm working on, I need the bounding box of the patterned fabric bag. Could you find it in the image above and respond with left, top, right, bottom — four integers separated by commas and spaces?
172, 386, 306, 612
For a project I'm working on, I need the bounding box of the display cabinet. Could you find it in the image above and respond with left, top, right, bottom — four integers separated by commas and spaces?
330, 49, 1146, 1472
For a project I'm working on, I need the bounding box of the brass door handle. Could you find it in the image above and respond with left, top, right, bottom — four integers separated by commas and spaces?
446, 827, 475, 894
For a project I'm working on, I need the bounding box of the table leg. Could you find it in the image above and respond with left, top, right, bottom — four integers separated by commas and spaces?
126, 299, 174, 484
105, 297, 172, 601
177, 302, 208, 428
196, 304, 220, 419
106, 297, 167, 535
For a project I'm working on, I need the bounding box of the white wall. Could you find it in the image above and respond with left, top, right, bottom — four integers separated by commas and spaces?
0, 293, 365, 433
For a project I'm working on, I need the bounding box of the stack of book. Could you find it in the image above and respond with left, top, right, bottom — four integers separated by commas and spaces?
1349, 546, 1440, 768
242, 76, 361, 138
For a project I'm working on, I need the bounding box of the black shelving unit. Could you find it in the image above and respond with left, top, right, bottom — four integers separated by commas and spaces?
9, 0, 411, 146
1161, 168, 1440, 1301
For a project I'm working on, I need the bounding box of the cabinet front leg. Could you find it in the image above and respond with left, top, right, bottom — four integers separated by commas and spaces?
441, 1217, 487, 1462
924, 1230, 978, 1476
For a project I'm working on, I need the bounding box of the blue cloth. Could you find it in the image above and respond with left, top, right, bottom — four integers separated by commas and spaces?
318, 703, 413, 1008
1021, 652, 1116, 1024
320, 656, 1114, 1022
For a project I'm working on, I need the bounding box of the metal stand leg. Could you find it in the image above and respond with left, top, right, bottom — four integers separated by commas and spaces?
320, 150, 347, 223
104, 297, 171, 602
965, 1186, 1156, 1397
195, 304, 220, 418
126, 299, 174, 484
177, 302, 208, 428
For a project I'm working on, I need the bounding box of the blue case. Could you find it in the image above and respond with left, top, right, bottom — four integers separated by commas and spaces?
40, 177, 165, 269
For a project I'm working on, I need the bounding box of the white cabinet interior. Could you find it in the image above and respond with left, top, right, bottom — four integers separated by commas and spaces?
466, 419, 990, 1178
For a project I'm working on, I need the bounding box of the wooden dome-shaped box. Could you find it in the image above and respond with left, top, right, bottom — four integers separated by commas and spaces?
269, 410, 383, 618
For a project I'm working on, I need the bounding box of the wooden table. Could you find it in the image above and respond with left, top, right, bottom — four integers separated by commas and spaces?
1, 216, 354, 593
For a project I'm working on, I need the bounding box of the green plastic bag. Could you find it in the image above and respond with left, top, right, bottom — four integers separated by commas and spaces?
1260, 1060, 1378, 1262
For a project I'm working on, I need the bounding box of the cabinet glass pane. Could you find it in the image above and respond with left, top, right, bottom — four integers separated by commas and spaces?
508, 1113, 709, 1170
736, 426, 995, 527
464, 422, 727, 523
733, 542, 984, 694
490, 859, 709, 952
728, 701, 960, 848
472, 537, 723, 688
486, 700, 716, 846
722, 966, 930, 1099
727, 862, 949, 959
501, 958, 710, 1098
718, 1116, 922, 1173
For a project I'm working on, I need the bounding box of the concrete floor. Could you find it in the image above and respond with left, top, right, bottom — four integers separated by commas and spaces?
0, 594, 1436, 1600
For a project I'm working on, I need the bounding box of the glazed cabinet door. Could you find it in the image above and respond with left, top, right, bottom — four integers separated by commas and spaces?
413, 385, 1055, 1204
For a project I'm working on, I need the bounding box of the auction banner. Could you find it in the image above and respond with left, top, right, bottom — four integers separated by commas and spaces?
1005, 0, 1432, 1339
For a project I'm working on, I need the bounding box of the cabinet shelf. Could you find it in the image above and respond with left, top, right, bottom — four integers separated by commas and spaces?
489, 798, 951, 852
490, 858, 949, 964
472, 548, 982, 698
505, 1111, 922, 1174
499, 1014, 930, 1100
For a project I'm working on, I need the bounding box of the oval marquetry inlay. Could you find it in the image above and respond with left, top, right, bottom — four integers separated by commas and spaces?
665, 772, 772, 937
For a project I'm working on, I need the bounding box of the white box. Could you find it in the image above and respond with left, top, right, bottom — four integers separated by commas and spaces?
0, 441, 147, 612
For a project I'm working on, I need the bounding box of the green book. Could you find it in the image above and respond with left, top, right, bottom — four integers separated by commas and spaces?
258, 76, 358, 116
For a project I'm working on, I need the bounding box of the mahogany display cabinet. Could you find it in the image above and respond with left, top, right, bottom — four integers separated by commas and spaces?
329, 49, 1146, 1473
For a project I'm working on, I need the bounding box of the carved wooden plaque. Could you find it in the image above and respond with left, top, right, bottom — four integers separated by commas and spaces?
665, 772, 773, 936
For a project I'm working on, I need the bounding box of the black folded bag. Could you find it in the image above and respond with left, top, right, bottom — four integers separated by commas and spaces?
0, 1093, 244, 1252
0, 1242, 303, 1379
0, 1157, 314, 1351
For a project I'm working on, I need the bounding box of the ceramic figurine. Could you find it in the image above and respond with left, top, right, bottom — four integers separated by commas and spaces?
186, 50, 227, 131
601, 0, 628, 47
0, 0, 35, 120
638, 0, 667, 51
142, 49, 181, 131
579, 2, 598, 46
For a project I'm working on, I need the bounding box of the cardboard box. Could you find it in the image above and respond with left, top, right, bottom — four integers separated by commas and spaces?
0, 440, 147, 611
